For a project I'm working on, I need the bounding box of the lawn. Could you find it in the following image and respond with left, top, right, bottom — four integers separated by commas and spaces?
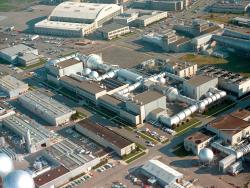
19, 58, 47, 70
203, 99, 235, 116
172, 144, 192, 157
180, 54, 250, 77
174, 118, 201, 135
122, 143, 146, 163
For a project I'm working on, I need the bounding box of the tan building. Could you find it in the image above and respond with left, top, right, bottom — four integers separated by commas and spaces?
165, 61, 197, 78
100, 23, 130, 40
184, 131, 215, 155
75, 119, 136, 156
206, 114, 250, 145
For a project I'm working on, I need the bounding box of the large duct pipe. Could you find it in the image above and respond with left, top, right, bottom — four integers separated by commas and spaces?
116, 72, 167, 96
159, 88, 227, 127
164, 72, 186, 82
96, 69, 119, 81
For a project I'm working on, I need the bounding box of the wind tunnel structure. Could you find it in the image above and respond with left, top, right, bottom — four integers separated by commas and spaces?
46, 53, 227, 128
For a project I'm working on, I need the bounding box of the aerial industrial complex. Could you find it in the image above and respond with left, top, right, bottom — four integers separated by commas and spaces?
0, 0, 250, 188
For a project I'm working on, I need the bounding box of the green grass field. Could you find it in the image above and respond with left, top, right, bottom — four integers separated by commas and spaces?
180, 54, 250, 77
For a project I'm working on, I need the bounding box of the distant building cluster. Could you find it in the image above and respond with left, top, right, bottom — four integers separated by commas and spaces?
209, 1, 250, 14
132, 0, 191, 11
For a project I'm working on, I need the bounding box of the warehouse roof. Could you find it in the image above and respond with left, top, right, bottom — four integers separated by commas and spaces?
20, 91, 75, 118
209, 115, 250, 136
77, 119, 134, 149
141, 159, 183, 185
50, 2, 121, 22
61, 76, 106, 95
34, 166, 69, 186
3, 114, 53, 144
0, 75, 28, 91
56, 58, 81, 69
0, 44, 35, 57
185, 75, 216, 87
35, 19, 89, 30
133, 90, 165, 105
100, 23, 129, 33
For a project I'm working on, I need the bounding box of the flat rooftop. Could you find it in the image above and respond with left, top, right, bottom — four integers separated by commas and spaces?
34, 165, 69, 187
2, 114, 53, 144
209, 115, 250, 136
99, 94, 124, 107
172, 37, 190, 46
61, 76, 105, 95
101, 23, 128, 33
230, 109, 250, 120
185, 75, 215, 87
77, 119, 134, 149
20, 91, 74, 118
0, 75, 28, 91
47, 139, 95, 170
185, 131, 212, 145
56, 58, 82, 69
133, 90, 165, 105
0, 44, 35, 57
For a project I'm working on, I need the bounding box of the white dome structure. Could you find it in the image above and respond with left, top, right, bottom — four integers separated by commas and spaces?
82, 68, 91, 76
86, 54, 103, 68
158, 77, 166, 84
0, 153, 14, 178
89, 71, 99, 79
3, 170, 35, 188
165, 87, 178, 101
198, 148, 214, 163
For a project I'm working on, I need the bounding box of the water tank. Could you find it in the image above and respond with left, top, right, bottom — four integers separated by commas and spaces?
0, 153, 14, 178
3, 170, 35, 188
158, 77, 166, 84
165, 87, 178, 101
198, 148, 214, 163
86, 54, 103, 67
89, 71, 99, 79
82, 68, 91, 76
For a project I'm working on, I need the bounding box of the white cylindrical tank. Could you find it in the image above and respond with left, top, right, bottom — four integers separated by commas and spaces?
82, 68, 91, 76
198, 148, 214, 163
89, 71, 99, 79
3, 170, 35, 188
0, 153, 14, 178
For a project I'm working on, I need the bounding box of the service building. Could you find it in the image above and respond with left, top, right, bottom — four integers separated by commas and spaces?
0, 75, 29, 99
19, 91, 76, 126
2, 114, 53, 153
183, 75, 218, 100
75, 119, 136, 156
100, 23, 130, 40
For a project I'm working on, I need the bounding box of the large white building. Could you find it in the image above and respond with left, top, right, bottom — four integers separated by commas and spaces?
141, 159, 184, 187
0, 75, 29, 99
2, 114, 54, 153
34, 2, 123, 37
0, 44, 39, 65
19, 91, 76, 126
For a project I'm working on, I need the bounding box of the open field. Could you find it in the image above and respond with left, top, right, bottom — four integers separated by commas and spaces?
0, 0, 37, 11
180, 54, 250, 77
